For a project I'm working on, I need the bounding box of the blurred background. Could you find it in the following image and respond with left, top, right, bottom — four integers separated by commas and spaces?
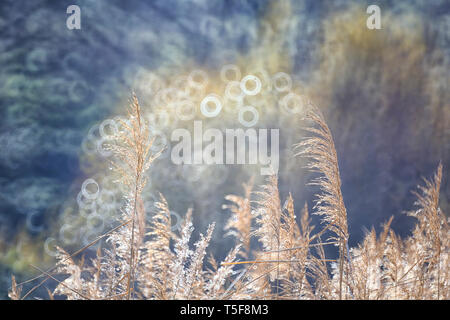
0, 0, 448, 298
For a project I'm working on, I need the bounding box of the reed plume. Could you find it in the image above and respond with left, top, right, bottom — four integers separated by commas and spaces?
223, 180, 254, 257
294, 104, 350, 299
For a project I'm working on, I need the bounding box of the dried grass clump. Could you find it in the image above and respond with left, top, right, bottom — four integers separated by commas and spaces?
294, 105, 350, 299
9, 100, 448, 300
346, 164, 448, 300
